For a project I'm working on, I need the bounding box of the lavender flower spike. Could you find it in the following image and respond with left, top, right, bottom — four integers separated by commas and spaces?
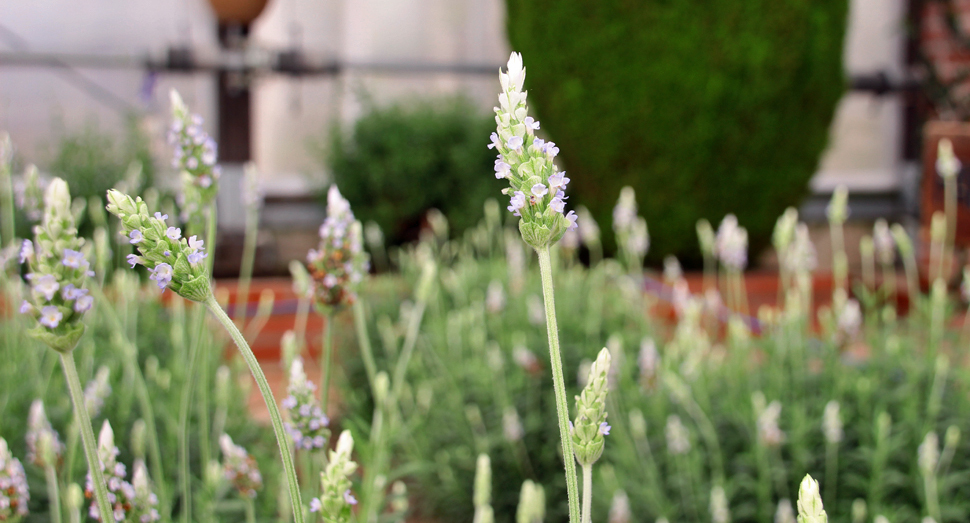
491, 52, 576, 249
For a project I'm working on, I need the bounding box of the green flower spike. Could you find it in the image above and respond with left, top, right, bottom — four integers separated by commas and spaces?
572, 348, 612, 467
20, 178, 94, 353
796, 475, 827, 523
105, 189, 211, 302
310, 430, 359, 523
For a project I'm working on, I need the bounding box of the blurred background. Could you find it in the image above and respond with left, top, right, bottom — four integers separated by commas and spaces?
0, 0, 958, 274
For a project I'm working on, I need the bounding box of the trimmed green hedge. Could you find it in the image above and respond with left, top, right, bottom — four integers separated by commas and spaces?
324, 98, 503, 245
506, 0, 848, 261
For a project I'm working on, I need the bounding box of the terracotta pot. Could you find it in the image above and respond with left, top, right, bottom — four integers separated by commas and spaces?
206, 0, 271, 25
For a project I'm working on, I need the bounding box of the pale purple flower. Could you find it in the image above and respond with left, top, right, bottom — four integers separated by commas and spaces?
187, 251, 207, 266
508, 191, 526, 216
154, 212, 168, 221
33, 274, 59, 301
149, 263, 174, 290
129, 230, 144, 244
186, 157, 199, 170
494, 160, 511, 179
566, 210, 579, 230
19, 301, 32, 314
19, 239, 33, 263
62, 284, 88, 301
165, 227, 181, 241
126, 254, 140, 268
543, 141, 560, 157
39, 306, 62, 328
309, 498, 322, 512
524, 117, 540, 130
548, 172, 570, 191
488, 132, 501, 150
188, 236, 205, 251
323, 274, 338, 288
62, 249, 86, 269
550, 196, 565, 214
75, 295, 94, 313
599, 422, 611, 436
344, 490, 358, 505
507, 136, 524, 150
531, 183, 548, 197
533, 138, 545, 149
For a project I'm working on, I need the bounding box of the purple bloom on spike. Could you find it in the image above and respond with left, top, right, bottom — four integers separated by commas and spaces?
507, 136, 524, 150
524, 117, 539, 130
531, 184, 548, 197
599, 422, 611, 436
508, 191, 526, 216
129, 230, 144, 244
40, 306, 62, 328
566, 210, 579, 230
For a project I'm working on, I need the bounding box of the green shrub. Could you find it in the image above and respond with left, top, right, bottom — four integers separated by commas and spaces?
506, 0, 848, 261
323, 97, 503, 245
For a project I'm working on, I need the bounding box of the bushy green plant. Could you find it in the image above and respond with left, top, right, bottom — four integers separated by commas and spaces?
505, 0, 848, 261
341, 201, 970, 523
322, 97, 504, 245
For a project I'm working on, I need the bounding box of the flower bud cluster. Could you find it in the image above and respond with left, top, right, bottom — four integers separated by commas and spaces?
710, 485, 730, 523
613, 187, 649, 260
490, 52, 577, 249
19, 178, 94, 353
167, 90, 220, 222
309, 430, 358, 523
665, 415, 691, 455
571, 348, 612, 467
870, 219, 894, 266
796, 475, 827, 523
85, 422, 141, 523
918, 431, 939, 477
306, 186, 369, 314
129, 461, 161, 523
753, 393, 785, 447
219, 434, 263, 499
822, 401, 843, 445
106, 190, 211, 302
936, 138, 961, 180
0, 438, 29, 521
826, 185, 849, 225
715, 214, 748, 271
516, 480, 545, 523
473, 454, 493, 523
26, 400, 63, 468
282, 358, 330, 450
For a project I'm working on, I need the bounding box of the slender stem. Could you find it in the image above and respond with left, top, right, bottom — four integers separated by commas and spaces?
204, 202, 218, 275
824, 442, 838, 509
294, 296, 311, 353
320, 313, 334, 414
353, 300, 377, 392
177, 316, 201, 523
536, 246, 580, 523
59, 352, 114, 523
245, 497, 257, 523
0, 153, 13, 247
204, 294, 305, 523
45, 464, 63, 523
945, 175, 957, 279
235, 206, 259, 327
581, 465, 592, 523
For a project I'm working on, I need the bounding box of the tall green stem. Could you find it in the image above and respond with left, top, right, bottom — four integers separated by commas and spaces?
178, 315, 202, 523
204, 295, 305, 523
353, 300, 377, 392
58, 352, 114, 523
321, 314, 334, 414
581, 465, 592, 523
45, 463, 63, 523
536, 246, 580, 523
944, 175, 957, 279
